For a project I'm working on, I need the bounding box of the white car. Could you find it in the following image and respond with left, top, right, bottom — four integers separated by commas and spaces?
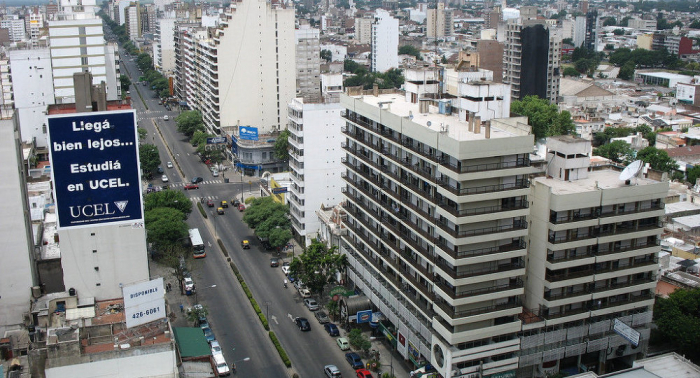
299, 288, 311, 298
210, 340, 222, 356
212, 170, 219, 177
167, 161, 173, 168
164, 115, 169, 121
281, 266, 291, 275
161, 175, 169, 182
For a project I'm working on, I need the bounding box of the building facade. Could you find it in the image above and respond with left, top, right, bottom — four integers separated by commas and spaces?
154, 18, 177, 73
371, 9, 399, 73
295, 25, 322, 103
426, 3, 454, 39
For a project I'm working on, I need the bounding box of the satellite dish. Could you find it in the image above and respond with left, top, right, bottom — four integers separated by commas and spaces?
619, 160, 643, 182
427, 121, 432, 127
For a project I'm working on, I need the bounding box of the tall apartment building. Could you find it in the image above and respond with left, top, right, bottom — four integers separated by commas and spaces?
125, 3, 141, 40
27, 8, 44, 46
427, 3, 454, 39
503, 20, 561, 102
0, 112, 37, 334
287, 97, 345, 245
174, 0, 295, 136
295, 25, 322, 103
1, 16, 26, 42
585, 10, 598, 51
520, 136, 664, 375
340, 86, 535, 378
371, 9, 399, 73
573, 16, 586, 48
354, 15, 373, 44
140, 3, 157, 34
154, 18, 177, 73
0, 58, 14, 118
48, 0, 119, 103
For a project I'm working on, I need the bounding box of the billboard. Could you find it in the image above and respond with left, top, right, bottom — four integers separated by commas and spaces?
357, 310, 372, 324
613, 318, 640, 347
123, 278, 166, 328
47, 110, 143, 229
206, 136, 227, 144
239, 126, 259, 141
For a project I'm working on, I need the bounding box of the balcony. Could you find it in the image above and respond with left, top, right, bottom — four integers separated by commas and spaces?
443, 158, 530, 174
439, 180, 530, 197
434, 298, 521, 320
436, 259, 524, 280
438, 200, 528, 218
435, 280, 523, 300
596, 292, 655, 311
436, 239, 526, 260
595, 240, 659, 257
438, 221, 527, 240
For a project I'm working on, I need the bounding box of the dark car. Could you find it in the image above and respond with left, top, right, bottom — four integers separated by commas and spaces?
315, 311, 330, 324
202, 327, 216, 343
324, 323, 340, 336
191, 177, 204, 183
232, 199, 240, 207
157, 166, 164, 174
345, 352, 363, 370
295, 317, 311, 331
183, 184, 199, 190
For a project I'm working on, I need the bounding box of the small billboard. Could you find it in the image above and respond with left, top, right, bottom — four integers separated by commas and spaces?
272, 187, 288, 194
123, 278, 166, 328
357, 310, 372, 324
206, 136, 227, 144
613, 318, 640, 347
47, 110, 143, 229
239, 126, 259, 141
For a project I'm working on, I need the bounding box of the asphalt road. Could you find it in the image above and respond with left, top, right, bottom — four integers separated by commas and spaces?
122, 48, 365, 377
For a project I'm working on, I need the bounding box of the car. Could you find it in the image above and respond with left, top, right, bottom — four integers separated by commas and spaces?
217, 207, 224, 215
304, 298, 319, 311
202, 327, 216, 343
192, 177, 204, 183
325, 323, 340, 336
241, 240, 250, 249
183, 277, 195, 295
164, 115, 169, 121
158, 100, 162, 105
324, 365, 342, 378
183, 184, 199, 190
270, 258, 280, 267
212, 170, 219, 177
298, 287, 311, 298
210, 340, 222, 356
238, 203, 245, 211
198, 319, 210, 330
221, 200, 228, 208
281, 265, 291, 275
207, 199, 215, 207
345, 352, 363, 370
157, 166, 164, 174
315, 311, 330, 324
161, 175, 169, 182
337, 337, 350, 351
232, 199, 240, 207
295, 317, 311, 331
356, 369, 373, 378
167, 161, 173, 168
294, 280, 305, 290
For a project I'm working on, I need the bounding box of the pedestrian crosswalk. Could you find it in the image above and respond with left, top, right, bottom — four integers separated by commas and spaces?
190, 195, 220, 202
169, 180, 224, 187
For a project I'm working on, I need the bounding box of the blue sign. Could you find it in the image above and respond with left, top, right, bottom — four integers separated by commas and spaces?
357, 310, 372, 324
239, 126, 259, 141
47, 110, 143, 229
207, 136, 227, 144
272, 187, 288, 194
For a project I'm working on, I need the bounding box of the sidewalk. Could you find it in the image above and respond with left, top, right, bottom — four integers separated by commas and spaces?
149, 259, 193, 328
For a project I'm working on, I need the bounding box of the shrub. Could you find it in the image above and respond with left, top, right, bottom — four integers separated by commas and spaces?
197, 202, 207, 218
269, 332, 292, 367
217, 239, 228, 257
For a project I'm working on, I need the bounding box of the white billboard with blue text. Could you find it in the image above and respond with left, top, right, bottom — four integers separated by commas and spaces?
47, 110, 143, 229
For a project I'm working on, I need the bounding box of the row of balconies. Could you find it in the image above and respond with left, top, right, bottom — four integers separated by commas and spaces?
542, 291, 654, 320
549, 202, 664, 224
544, 276, 656, 301
548, 220, 662, 244
435, 297, 521, 319
547, 238, 659, 263
545, 256, 658, 283
436, 259, 525, 280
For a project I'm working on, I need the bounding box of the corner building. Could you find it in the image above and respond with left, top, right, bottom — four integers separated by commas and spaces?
340, 89, 535, 378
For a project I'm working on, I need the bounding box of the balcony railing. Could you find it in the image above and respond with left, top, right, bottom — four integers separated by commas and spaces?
436, 239, 526, 260
438, 200, 528, 218
438, 221, 527, 239
444, 159, 530, 174
439, 180, 530, 196
435, 298, 521, 319
435, 279, 523, 300
436, 259, 525, 279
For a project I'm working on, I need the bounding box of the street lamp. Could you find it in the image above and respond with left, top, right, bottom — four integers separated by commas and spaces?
231, 357, 251, 373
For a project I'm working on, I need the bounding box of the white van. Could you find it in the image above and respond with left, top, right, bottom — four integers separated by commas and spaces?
213, 354, 230, 376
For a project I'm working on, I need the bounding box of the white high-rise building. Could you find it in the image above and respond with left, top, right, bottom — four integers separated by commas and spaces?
573, 16, 587, 48
125, 3, 141, 40
371, 9, 399, 73
154, 18, 177, 73
48, 0, 119, 103
1, 16, 26, 42
287, 97, 345, 246
9, 49, 56, 150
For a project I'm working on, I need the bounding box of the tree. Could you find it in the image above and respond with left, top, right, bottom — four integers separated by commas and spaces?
593, 140, 635, 164
613, 28, 625, 36
145, 207, 189, 248
691, 19, 700, 29
593, 126, 634, 146
618, 61, 635, 80
635, 124, 656, 146
563, 67, 581, 77
119, 74, 131, 94
654, 288, 700, 364
620, 16, 632, 27
274, 129, 291, 161
687, 165, 700, 186
242, 196, 292, 249
176, 110, 205, 137
289, 240, 346, 296
603, 17, 616, 26
186, 304, 209, 324
604, 44, 615, 51
510, 96, 575, 139
398, 45, 421, 59
139, 144, 161, 176
348, 329, 372, 353
321, 49, 332, 62
137, 127, 148, 140
344, 59, 362, 74
636, 146, 678, 172
562, 38, 574, 46
144, 190, 193, 218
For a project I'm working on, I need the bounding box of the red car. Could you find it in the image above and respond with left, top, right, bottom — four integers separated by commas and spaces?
356, 369, 373, 378
206, 199, 215, 207
238, 204, 245, 211
184, 184, 199, 190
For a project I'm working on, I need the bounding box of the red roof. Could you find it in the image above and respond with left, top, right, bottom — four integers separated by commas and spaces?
665, 145, 700, 158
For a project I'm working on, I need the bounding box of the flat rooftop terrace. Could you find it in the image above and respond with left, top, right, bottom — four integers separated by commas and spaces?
535, 168, 664, 195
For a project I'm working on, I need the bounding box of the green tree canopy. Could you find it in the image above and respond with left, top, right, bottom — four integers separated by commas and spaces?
593, 140, 635, 164
274, 129, 291, 161
510, 96, 575, 139
242, 196, 292, 249
603, 17, 616, 26
321, 49, 332, 62
348, 328, 372, 354
398, 45, 421, 59
593, 126, 634, 146
145, 207, 189, 248
176, 110, 205, 137
687, 165, 700, 186
289, 240, 346, 296
139, 144, 161, 176
119, 74, 131, 94
144, 190, 192, 218
654, 288, 700, 364
613, 28, 625, 36
563, 67, 581, 77
637, 146, 678, 172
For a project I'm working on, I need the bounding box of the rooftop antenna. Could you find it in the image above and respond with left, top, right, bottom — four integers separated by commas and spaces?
619, 160, 643, 185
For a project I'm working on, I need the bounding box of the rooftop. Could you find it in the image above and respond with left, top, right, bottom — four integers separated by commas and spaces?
344, 92, 530, 142
534, 168, 662, 195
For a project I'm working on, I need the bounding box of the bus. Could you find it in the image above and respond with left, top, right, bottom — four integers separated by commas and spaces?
189, 228, 206, 259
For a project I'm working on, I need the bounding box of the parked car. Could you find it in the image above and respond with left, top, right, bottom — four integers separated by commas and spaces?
337, 337, 350, 351
281, 265, 291, 275
166, 161, 173, 168
324, 323, 340, 337
157, 166, 164, 174
207, 199, 215, 207
232, 199, 240, 207
356, 369, 373, 378
298, 287, 311, 298
238, 203, 245, 211
210, 340, 222, 356
183, 184, 199, 190
212, 169, 219, 177
192, 177, 204, 183
164, 115, 169, 121
315, 311, 330, 324
202, 327, 216, 344
295, 317, 311, 331
270, 258, 280, 267
324, 365, 342, 378
345, 352, 363, 370
304, 298, 319, 311
183, 277, 195, 295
